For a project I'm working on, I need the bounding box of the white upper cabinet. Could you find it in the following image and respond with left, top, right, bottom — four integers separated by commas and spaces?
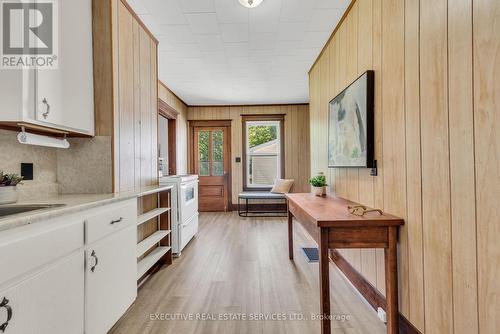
0, 0, 94, 136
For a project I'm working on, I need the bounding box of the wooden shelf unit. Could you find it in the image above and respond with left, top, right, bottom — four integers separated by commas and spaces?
136, 185, 174, 285
137, 208, 170, 226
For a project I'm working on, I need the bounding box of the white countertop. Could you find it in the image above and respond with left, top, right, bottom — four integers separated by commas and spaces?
0, 185, 174, 232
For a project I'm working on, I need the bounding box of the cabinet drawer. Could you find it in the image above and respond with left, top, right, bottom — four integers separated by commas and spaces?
85, 199, 137, 244
0, 216, 84, 287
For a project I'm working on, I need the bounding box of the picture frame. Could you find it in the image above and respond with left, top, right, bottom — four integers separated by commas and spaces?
328, 70, 374, 168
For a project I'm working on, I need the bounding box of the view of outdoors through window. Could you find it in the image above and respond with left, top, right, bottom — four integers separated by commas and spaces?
197, 130, 224, 176
246, 121, 281, 187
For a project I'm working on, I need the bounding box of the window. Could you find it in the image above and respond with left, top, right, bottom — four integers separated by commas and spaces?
243, 115, 284, 189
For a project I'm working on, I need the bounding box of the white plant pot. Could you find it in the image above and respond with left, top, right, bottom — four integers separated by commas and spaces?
311, 186, 326, 197
0, 187, 18, 204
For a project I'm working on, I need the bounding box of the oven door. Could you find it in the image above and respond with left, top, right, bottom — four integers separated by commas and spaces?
180, 180, 198, 223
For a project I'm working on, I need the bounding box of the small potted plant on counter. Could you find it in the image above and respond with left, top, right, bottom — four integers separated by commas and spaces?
309, 172, 327, 197
0, 171, 23, 204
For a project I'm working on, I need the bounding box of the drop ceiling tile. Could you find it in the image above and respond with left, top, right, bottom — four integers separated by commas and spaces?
249, 0, 281, 32
138, 14, 163, 36
227, 56, 250, 67
308, 9, 343, 31
224, 43, 249, 57
295, 48, 320, 61
301, 31, 331, 48
248, 49, 274, 62
214, 0, 249, 23
142, 0, 187, 24
315, 0, 350, 9
195, 34, 225, 51
127, 0, 149, 15
248, 32, 276, 50
157, 37, 175, 52
277, 22, 308, 41
134, 0, 347, 104
220, 23, 249, 42
186, 13, 220, 34
202, 51, 228, 64
158, 25, 195, 43
280, 0, 314, 22
173, 43, 202, 57
180, 0, 215, 13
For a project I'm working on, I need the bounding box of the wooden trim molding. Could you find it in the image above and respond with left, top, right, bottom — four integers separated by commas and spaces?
188, 120, 232, 127
159, 99, 179, 119
329, 249, 422, 334
189, 103, 309, 108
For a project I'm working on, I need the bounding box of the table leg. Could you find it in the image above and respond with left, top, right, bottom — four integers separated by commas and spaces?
288, 209, 293, 260
385, 226, 399, 334
319, 228, 331, 334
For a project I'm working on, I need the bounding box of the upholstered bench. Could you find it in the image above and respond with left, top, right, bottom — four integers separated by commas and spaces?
237, 192, 288, 217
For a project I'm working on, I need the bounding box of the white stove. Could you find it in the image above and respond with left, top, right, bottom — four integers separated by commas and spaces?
159, 175, 199, 255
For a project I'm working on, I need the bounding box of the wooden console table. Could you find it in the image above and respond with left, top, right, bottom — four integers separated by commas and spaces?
285, 193, 404, 334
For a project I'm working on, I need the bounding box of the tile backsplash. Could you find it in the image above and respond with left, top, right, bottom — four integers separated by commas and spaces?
0, 129, 113, 200
0, 129, 59, 200
57, 136, 113, 194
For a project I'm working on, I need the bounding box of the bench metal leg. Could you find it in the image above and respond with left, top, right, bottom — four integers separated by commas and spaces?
237, 196, 288, 218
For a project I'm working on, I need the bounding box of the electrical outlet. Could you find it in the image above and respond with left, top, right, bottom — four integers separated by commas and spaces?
377, 307, 387, 323
21, 163, 33, 180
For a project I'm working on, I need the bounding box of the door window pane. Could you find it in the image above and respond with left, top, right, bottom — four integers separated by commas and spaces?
212, 130, 224, 176
198, 131, 209, 176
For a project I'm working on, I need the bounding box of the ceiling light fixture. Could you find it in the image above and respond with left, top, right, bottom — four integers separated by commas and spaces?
238, 0, 264, 8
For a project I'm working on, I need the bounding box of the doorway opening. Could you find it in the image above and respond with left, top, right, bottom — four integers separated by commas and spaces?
158, 99, 178, 176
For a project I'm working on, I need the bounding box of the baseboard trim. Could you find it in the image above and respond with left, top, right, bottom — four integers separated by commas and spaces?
329, 249, 422, 334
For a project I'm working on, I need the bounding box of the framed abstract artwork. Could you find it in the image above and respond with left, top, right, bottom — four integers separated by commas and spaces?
328, 70, 374, 168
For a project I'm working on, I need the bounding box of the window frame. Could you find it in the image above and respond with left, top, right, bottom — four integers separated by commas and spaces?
242, 114, 285, 191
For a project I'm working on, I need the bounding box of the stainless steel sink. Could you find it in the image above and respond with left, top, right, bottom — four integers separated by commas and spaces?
0, 204, 65, 217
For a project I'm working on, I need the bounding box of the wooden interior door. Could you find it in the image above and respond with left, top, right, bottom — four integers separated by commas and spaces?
193, 126, 230, 212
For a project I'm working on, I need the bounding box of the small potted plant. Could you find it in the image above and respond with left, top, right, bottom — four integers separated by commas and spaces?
309, 172, 327, 196
0, 171, 23, 204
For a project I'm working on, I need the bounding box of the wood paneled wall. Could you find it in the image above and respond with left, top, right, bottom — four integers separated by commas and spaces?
93, 0, 159, 193
188, 105, 310, 204
116, 1, 158, 192
93, 0, 160, 249
158, 82, 189, 174
309, 0, 499, 333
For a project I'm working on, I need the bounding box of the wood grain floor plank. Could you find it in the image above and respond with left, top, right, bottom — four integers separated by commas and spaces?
111, 212, 386, 334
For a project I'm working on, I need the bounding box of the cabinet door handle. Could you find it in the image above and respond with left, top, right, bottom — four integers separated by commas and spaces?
90, 250, 99, 272
110, 217, 123, 225
0, 297, 12, 333
42, 98, 50, 119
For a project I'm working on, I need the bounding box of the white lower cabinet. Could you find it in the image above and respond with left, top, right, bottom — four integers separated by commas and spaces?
85, 225, 137, 334
0, 199, 138, 334
0, 251, 85, 334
